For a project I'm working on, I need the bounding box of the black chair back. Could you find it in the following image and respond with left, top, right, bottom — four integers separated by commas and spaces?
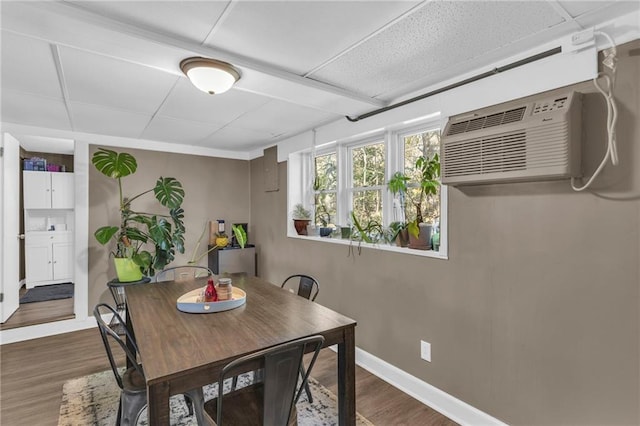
94, 303, 144, 389
155, 265, 213, 282
281, 274, 319, 301
215, 335, 324, 426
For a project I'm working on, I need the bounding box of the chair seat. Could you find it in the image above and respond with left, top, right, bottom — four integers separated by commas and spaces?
204, 383, 298, 426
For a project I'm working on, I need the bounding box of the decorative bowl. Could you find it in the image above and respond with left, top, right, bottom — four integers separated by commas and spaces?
177, 287, 246, 313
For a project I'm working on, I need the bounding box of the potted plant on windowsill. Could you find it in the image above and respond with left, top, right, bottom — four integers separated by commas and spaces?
92, 148, 185, 281
291, 203, 312, 235
387, 153, 440, 250
387, 172, 410, 247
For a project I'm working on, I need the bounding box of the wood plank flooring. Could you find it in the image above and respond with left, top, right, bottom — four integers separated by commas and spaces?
0, 329, 457, 425
0, 298, 74, 330
0, 286, 75, 330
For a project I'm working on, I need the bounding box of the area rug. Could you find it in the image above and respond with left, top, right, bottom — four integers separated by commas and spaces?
59, 370, 373, 425
20, 282, 73, 304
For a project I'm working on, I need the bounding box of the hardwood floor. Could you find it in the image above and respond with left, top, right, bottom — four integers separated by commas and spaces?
0, 286, 75, 330
0, 329, 457, 425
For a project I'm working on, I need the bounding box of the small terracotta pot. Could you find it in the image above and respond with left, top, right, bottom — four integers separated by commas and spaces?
395, 229, 409, 247
293, 219, 310, 235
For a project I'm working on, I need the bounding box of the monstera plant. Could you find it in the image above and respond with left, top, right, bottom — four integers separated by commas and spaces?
92, 148, 185, 281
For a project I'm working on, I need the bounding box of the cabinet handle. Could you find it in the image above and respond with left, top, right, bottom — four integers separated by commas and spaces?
48, 261, 52, 264
46, 189, 50, 192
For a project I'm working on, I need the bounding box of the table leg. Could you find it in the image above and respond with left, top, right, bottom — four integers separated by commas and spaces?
125, 308, 135, 369
147, 381, 171, 425
337, 326, 356, 426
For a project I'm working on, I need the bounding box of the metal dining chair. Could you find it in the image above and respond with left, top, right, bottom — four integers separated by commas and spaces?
155, 265, 213, 282
94, 303, 206, 425
204, 335, 325, 426
281, 274, 320, 402
281, 274, 319, 301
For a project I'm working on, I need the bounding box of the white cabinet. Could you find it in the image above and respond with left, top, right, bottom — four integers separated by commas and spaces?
25, 232, 74, 288
23, 171, 74, 209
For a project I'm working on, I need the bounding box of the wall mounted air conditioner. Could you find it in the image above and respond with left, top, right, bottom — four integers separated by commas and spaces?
441, 92, 582, 185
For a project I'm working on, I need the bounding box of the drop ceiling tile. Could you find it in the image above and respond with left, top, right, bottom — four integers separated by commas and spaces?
310, 1, 565, 98
556, 1, 615, 18
59, 46, 179, 114
206, 1, 420, 74
157, 79, 270, 124
141, 116, 224, 145
200, 125, 272, 151
1, 90, 71, 130
231, 99, 339, 136
68, 1, 229, 44
0, 31, 63, 99
70, 102, 151, 138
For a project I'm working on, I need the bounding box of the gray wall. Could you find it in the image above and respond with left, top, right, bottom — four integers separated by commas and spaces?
88, 146, 251, 312
249, 40, 640, 425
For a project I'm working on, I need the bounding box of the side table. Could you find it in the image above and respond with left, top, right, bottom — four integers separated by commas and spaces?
107, 277, 151, 333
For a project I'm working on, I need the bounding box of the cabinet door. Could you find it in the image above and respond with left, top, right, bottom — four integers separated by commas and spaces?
25, 242, 52, 284
52, 241, 73, 281
51, 173, 74, 209
23, 171, 51, 209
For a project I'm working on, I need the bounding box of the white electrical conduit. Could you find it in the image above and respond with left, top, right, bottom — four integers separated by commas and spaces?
571, 30, 619, 191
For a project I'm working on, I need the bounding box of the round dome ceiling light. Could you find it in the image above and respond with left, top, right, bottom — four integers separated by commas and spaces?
180, 57, 241, 95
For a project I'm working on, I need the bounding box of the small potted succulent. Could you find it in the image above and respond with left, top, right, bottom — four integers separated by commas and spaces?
291, 203, 312, 235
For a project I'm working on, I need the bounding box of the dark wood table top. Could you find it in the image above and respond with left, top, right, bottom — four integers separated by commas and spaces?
126, 273, 357, 388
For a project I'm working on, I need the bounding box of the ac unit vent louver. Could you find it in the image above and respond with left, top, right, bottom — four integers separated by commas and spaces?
441, 92, 582, 185
445, 107, 526, 137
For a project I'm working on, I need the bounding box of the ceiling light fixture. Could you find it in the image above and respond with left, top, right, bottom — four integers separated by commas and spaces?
180, 57, 241, 95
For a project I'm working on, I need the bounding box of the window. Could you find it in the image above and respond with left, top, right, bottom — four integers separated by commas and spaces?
289, 116, 447, 259
313, 152, 337, 226
349, 141, 385, 224
401, 129, 441, 227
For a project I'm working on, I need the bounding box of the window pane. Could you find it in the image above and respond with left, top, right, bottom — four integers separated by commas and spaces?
314, 192, 336, 226
352, 189, 382, 224
352, 142, 385, 188
403, 130, 441, 226
314, 153, 337, 191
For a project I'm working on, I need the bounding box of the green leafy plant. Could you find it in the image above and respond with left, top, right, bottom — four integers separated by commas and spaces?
232, 224, 247, 249
386, 153, 440, 237
291, 203, 311, 220
92, 148, 185, 276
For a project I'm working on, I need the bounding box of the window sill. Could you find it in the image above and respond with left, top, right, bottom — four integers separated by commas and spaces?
287, 233, 448, 260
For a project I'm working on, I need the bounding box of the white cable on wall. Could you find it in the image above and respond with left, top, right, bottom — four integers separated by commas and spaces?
571, 30, 619, 191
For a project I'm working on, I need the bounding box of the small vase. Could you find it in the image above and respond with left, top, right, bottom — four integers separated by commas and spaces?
114, 258, 143, 282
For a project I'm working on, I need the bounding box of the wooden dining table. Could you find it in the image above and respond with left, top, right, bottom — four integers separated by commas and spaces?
125, 273, 357, 425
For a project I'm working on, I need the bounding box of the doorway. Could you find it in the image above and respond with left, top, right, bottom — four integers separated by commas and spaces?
0, 134, 76, 330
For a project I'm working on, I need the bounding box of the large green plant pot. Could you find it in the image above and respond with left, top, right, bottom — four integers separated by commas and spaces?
114, 258, 143, 282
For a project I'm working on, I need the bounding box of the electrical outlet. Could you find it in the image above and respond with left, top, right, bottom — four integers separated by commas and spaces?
420, 340, 431, 362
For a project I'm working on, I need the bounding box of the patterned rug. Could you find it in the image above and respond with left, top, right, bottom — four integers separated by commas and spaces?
58, 370, 373, 425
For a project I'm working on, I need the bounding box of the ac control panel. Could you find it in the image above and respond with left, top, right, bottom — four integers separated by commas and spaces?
532, 96, 568, 115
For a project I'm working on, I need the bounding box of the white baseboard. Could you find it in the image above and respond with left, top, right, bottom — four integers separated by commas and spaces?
330, 346, 507, 426
0, 316, 98, 345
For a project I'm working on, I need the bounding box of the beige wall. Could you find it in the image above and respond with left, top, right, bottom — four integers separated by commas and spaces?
250, 40, 640, 425
88, 146, 251, 312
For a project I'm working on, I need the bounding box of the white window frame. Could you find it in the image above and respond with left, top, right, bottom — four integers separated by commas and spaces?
288, 116, 448, 260
346, 135, 387, 225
